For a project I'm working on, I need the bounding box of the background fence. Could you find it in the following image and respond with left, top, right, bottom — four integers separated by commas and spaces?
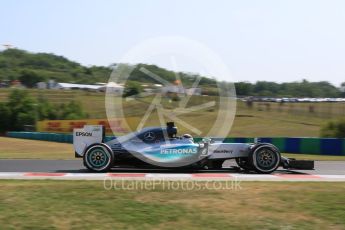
240, 101, 345, 119
6, 131, 345, 156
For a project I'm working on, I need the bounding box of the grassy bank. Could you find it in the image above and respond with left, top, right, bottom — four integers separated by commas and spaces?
0, 137, 73, 159
0, 180, 344, 229
1, 89, 343, 137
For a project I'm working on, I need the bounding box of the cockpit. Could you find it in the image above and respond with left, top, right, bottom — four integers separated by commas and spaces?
135, 122, 193, 143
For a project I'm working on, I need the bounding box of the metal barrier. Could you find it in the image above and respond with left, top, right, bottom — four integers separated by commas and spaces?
6, 132, 345, 156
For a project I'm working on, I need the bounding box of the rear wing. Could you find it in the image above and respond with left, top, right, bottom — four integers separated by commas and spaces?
73, 125, 105, 157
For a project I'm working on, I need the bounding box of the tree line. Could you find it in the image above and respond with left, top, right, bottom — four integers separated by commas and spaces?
235, 80, 345, 97
1, 49, 344, 98
0, 90, 87, 133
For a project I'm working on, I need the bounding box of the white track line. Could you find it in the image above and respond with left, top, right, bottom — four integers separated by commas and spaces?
1, 172, 345, 181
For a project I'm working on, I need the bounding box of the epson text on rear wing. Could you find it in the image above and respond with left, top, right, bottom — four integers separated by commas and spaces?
73, 125, 104, 157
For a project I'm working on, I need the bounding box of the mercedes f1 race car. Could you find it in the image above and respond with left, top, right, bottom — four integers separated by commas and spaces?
73, 122, 314, 173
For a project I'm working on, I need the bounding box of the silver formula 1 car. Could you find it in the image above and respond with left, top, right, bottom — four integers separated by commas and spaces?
73, 122, 314, 173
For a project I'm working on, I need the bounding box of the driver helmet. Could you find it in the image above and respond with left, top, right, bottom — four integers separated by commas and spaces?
182, 134, 193, 139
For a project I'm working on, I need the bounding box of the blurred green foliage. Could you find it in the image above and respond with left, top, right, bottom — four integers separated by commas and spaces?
0, 89, 87, 132
321, 119, 345, 138
122, 81, 143, 97
0, 49, 111, 84
0, 49, 214, 88
235, 79, 343, 97
0, 48, 344, 97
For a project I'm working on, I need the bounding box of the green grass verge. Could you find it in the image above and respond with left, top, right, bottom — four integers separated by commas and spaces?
0, 180, 344, 229
0, 137, 74, 159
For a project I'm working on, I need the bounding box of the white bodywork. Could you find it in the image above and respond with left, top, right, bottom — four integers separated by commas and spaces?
73, 125, 103, 156
73, 125, 252, 160
207, 142, 251, 159
72, 125, 313, 172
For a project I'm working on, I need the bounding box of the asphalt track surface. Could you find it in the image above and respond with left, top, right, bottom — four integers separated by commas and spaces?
0, 159, 344, 175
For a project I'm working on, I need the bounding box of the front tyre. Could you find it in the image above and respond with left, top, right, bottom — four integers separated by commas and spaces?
83, 144, 114, 172
249, 145, 281, 174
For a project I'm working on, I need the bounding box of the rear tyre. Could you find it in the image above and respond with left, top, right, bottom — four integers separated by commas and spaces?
249, 145, 281, 174
235, 158, 253, 171
83, 144, 114, 172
